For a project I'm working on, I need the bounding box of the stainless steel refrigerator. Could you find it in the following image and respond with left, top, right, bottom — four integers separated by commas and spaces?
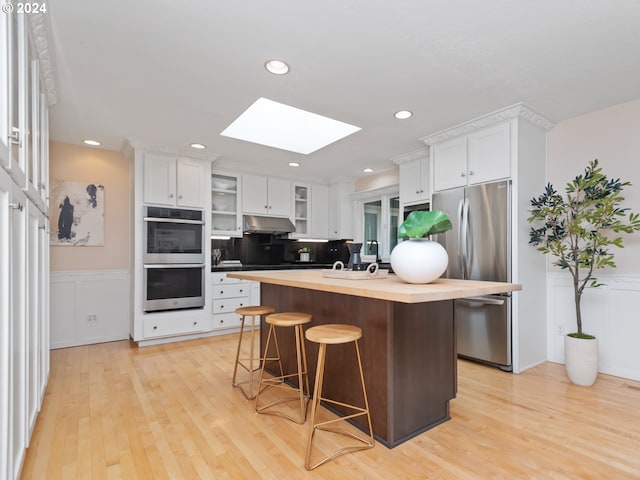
432, 180, 512, 371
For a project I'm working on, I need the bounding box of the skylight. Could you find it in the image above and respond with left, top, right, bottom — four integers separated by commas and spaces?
220, 97, 361, 155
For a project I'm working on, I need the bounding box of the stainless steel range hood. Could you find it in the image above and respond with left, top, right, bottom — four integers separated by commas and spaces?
243, 215, 295, 234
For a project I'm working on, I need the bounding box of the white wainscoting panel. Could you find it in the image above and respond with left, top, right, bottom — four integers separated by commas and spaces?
547, 273, 640, 381
50, 270, 130, 349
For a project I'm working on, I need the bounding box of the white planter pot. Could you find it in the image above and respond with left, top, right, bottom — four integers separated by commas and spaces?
390, 238, 449, 284
300, 253, 310, 262
564, 335, 599, 386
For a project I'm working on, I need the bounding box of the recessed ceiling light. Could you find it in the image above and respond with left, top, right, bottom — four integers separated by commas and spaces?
289, 162, 300, 167
265, 59, 290, 75
394, 110, 413, 120
221, 97, 361, 155
190, 143, 207, 149
83, 139, 101, 146
363, 168, 374, 173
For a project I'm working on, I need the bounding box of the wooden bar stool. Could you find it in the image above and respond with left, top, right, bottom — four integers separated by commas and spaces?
255, 312, 311, 424
232, 305, 276, 400
304, 324, 374, 470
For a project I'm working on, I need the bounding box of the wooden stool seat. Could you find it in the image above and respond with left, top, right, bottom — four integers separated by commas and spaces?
266, 312, 312, 327
232, 305, 276, 400
304, 324, 361, 344
255, 312, 311, 424
236, 305, 277, 317
304, 323, 374, 470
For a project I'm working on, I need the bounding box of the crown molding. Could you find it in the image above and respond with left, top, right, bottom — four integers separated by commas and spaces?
28, 13, 57, 106
420, 103, 555, 145
391, 148, 429, 165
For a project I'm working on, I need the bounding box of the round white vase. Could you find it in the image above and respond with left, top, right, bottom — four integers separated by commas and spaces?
564, 335, 599, 386
390, 238, 449, 284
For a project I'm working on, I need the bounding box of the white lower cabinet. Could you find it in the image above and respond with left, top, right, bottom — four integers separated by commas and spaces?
144, 314, 206, 338
212, 272, 258, 330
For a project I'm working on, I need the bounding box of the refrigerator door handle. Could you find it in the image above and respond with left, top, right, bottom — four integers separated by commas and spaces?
457, 198, 465, 276
461, 197, 470, 279
458, 296, 506, 306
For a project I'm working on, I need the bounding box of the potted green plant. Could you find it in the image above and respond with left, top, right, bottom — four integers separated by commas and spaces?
298, 246, 312, 262
528, 159, 640, 386
390, 210, 452, 283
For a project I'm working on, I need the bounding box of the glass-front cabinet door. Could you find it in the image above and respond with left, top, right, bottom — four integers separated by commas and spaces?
211, 171, 242, 238
291, 184, 309, 238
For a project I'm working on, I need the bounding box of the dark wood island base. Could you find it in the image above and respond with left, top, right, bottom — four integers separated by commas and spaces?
260, 283, 457, 448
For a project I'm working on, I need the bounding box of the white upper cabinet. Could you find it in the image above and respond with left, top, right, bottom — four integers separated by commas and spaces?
432, 122, 510, 192
1, 13, 26, 187
467, 123, 511, 185
310, 184, 329, 239
328, 181, 354, 240
399, 156, 430, 205
242, 174, 291, 217
291, 183, 309, 237
144, 153, 206, 207
211, 171, 242, 237
432, 136, 468, 191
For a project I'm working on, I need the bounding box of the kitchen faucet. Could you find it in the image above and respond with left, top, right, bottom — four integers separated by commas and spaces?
369, 240, 380, 263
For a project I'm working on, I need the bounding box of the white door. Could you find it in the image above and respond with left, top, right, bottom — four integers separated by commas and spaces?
266, 177, 291, 217
467, 123, 511, 185
144, 153, 176, 205
242, 174, 268, 215
432, 136, 467, 192
176, 157, 205, 207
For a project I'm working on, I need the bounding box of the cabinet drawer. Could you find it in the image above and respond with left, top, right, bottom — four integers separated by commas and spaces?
211, 272, 246, 285
213, 297, 248, 314
144, 315, 206, 339
213, 312, 244, 329
213, 283, 249, 299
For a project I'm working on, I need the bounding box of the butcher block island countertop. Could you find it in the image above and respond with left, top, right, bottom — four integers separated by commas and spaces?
226, 269, 522, 448
226, 269, 521, 303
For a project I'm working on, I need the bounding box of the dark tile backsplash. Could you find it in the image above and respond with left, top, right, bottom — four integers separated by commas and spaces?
212, 235, 350, 265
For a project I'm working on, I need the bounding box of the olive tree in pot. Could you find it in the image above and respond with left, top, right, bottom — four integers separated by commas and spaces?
528, 159, 640, 386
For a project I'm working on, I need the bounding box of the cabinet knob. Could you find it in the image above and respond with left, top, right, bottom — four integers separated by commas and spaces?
169, 193, 174, 198
220, 290, 223, 295
153, 326, 158, 330
239, 289, 243, 293
264, 205, 268, 209
460, 173, 466, 177
415, 190, 419, 194
193, 321, 197, 326
178, 195, 183, 199
469, 171, 474, 176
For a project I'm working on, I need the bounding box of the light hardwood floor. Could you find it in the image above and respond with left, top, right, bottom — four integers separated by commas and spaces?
21, 334, 640, 479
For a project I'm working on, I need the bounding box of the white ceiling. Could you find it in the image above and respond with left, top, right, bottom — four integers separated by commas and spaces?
45, 0, 640, 183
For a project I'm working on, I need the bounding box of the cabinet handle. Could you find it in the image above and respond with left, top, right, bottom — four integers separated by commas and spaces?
415, 190, 419, 194
8, 132, 21, 147
460, 173, 466, 177
169, 193, 174, 198
9, 202, 23, 212
469, 171, 474, 176
153, 326, 158, 330
264, 205, 268, 209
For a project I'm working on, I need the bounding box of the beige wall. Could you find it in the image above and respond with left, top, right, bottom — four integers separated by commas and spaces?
548, 97, 640, 274
354, 166, 399, 192
49, 142, 130, 271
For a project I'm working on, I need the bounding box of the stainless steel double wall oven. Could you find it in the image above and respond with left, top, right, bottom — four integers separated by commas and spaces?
143, 206, 205, 312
